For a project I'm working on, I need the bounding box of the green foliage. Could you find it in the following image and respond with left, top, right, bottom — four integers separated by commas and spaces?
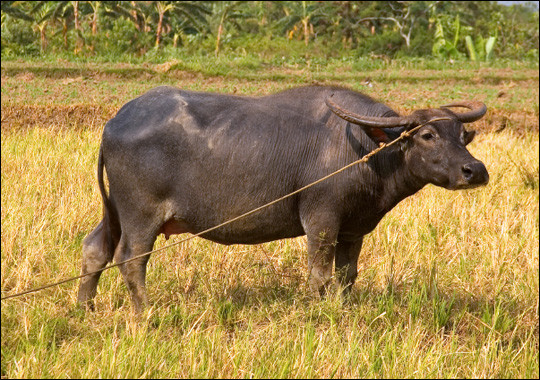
1, 14, 39, 56
466, 35, 497, 62
356, 29, 404, 57
465, 36, 477, 62
0, 1, 538, 62
432, 16, 463, 59
1, 1, 34, 21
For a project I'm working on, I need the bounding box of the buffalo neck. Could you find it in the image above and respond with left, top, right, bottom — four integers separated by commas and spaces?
368, 145, 427, 213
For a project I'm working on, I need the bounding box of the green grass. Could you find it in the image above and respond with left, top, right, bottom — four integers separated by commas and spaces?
1, 61, 538, 378
2, 60, 538, 136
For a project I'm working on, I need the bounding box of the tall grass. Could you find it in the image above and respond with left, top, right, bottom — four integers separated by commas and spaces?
1, 67, 538, 378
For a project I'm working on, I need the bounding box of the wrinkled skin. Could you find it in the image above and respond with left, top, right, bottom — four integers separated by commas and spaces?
76, 85, 488, 312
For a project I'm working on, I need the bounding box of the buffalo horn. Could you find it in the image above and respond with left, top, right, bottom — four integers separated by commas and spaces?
440, 101, 487, 123
325, 96, 411, 128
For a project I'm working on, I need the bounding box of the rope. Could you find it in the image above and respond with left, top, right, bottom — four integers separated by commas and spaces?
0, 117, 451, 301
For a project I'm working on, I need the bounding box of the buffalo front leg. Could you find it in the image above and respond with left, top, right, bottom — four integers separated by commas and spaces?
114, 235, 154, 313
77, 221, 113, 310
306, 229, 338, 297
334, 238, 363, 295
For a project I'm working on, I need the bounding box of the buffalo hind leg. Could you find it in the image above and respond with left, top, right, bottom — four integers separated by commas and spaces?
114, 234, 155, 313
335, 238, 363, 296
77, 221, 113, 310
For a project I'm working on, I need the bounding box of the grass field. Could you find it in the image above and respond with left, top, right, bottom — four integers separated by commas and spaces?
1, 59, 538, 378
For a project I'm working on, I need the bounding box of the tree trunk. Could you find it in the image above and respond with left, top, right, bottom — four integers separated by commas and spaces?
39, 25, 47, 52
63, 21, 68, 49
155, 11, 164, 47
92, 2, 100, 35
302, 18, 309, 46
73, 1, 79, 30
131, 1, 140, 31
173, 33, 178, 48
215, 15, 225, 56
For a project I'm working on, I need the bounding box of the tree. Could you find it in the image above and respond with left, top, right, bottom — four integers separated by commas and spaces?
1, 1, 34, 21
210, 1, 244, 55
29, 1, 59, 52
358, 1, 438, 48
37, 1, 78, 49
87, 0, 101, 35
102, 1, 150, 32
276, 1, 330, 45
1, 1, 38, 55
102, 1, 208, 49
324, 1, 370, 49
152, 1, 209, 48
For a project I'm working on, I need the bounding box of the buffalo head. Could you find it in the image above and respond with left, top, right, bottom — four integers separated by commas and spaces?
326, 97, 489, 190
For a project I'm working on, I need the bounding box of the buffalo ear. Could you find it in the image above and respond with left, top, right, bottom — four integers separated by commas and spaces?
362, 126, 391, 145
463, 130, 476, 145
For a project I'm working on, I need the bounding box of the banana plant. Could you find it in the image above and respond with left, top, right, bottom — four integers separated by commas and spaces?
432, 15, 462, 59
465, 35, 496, 61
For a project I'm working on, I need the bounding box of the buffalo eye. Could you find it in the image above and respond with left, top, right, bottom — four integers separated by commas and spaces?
420, 131, 435, 141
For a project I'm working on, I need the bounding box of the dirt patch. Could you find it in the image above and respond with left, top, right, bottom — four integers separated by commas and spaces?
1, 103, 537, 136
1, 104, 118, 132
475, 109, 538, 136
14, 71, 35, 82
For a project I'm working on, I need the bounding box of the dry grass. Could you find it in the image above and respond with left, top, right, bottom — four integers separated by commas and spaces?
1, 62, 538, 378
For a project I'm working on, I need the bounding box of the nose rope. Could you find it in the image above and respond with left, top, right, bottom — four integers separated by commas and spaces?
1, 117, 453, 301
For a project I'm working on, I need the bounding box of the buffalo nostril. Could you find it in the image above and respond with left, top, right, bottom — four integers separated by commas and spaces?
461, 161, 489, 185
462, 164, 474, 180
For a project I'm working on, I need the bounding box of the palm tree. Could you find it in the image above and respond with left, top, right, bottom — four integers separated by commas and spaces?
210, 1, 244, 55
33, 1, 78, 49
151, 1, 209, 48
87, 0, 100, 35
28, 1, 58, 52
276, 1, 329, 45
102, 1, 150, 32
102, 1, 208, 49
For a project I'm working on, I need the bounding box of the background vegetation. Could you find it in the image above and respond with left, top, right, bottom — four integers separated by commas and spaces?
1, 1, 539, 379
1, 1, 539, 63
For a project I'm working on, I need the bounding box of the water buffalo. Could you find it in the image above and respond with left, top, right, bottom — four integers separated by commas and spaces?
77, 85, 488, 312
